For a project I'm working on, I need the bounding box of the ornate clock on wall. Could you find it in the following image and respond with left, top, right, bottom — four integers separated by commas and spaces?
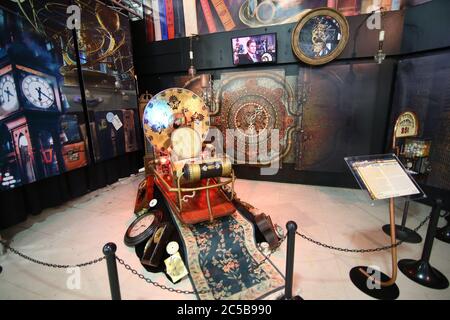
291, 8, 349, 66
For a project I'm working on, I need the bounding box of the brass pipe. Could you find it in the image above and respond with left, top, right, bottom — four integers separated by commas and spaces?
176, 174, 183, 212
153, 167, 234, 193
220, 170, 236, 202
359, 197, 398, 287
206, 179, 213, 223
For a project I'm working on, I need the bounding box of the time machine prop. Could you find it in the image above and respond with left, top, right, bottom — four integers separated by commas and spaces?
142, 88, 236, 225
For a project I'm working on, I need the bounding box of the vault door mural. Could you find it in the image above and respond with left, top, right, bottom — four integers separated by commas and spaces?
213, 69, 298, 165
296, 62, 382, 172
389, 51, 450, 191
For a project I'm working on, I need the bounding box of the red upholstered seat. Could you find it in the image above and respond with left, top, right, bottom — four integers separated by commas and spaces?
155, 175, 235, 225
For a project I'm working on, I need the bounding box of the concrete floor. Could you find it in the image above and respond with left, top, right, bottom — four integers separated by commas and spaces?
1, 172, 449, 300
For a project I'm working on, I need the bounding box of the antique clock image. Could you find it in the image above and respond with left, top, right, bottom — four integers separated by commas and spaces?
16, 64, 61, 112
21, 75, 55, 109
0, 56, 66, 185
0, 69, 19, 118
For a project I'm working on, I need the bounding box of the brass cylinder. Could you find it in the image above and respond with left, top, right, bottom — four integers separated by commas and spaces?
182, 157, 232, 183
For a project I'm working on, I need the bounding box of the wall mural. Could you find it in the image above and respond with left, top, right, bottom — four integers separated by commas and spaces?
0, 0, 140, 191
145, 0, 428, 41
0, 2, 88, 191
295, 62, 384, 172
212, 69, 299, 165
74, 0, 140, 162
388, 50, 450, 191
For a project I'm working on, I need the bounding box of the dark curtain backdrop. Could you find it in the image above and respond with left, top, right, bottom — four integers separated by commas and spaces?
0, 151, 143, 230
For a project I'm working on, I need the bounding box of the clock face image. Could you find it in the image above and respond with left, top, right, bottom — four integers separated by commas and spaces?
129, 214, 155, 237
0, 74, 18, 112
21, 75, 55, 109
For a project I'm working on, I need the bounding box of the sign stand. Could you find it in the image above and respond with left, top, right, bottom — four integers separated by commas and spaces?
345, 154, 426, 300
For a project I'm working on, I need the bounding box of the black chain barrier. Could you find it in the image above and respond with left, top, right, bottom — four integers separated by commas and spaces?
115, 235, 288, 295
295, 213, 431, 253
0, 212, 431, 296
0, 239, 105, 268
115, 256, 205, 295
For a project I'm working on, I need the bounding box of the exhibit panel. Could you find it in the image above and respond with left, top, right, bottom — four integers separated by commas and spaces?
388, 50, 450, 192
295, 60, 394, 172
145, 0, 421, 41
0, 3, 90, 191
75, 0, 141, 162
0, 1, 143, 230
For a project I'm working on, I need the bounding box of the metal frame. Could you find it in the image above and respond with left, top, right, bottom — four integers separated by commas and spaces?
151, 166, 236, 223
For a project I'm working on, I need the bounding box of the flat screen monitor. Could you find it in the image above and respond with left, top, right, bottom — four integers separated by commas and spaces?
232, 33, 277, 66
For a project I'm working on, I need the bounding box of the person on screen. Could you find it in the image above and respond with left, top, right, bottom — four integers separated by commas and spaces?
234, 39, 261, 65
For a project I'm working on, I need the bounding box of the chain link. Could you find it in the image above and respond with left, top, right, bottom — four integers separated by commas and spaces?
0, 240, 105, 268
115, 235, 288, 295
115, 256, 210, 295
1, 211, 433, 294
295, 213, 431, 253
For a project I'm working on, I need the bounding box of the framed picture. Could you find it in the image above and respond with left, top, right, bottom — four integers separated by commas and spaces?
291, 8, 349, 66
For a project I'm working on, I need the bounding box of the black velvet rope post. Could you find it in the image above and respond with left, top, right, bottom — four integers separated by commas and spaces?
103, 243, 122, 300
398, 198, 449, 289
279, 221, 302, 300
436, 213, 450, 244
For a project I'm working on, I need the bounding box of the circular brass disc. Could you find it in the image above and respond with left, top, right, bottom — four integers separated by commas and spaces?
143, 88, 210, 151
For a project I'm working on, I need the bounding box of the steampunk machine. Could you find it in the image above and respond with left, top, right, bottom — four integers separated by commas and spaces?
142, 87, 236, 225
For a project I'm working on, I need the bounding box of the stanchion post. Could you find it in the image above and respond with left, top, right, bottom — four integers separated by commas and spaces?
436, 213, 450, 243
421, 199, 442, 261
279, 221, 302, 300
398, 198, 449, 289
103, 242, 121, 300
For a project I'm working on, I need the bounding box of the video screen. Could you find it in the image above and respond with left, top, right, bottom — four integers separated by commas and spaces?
232, 33, 277, 66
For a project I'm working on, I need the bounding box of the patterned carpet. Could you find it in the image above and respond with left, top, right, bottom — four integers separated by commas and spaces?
171, 209, 285, 300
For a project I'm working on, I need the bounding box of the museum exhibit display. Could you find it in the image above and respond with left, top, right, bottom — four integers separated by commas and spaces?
1, 0, 450, 303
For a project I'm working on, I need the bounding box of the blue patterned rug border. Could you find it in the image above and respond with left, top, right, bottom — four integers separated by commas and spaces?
166, 203, 285, 300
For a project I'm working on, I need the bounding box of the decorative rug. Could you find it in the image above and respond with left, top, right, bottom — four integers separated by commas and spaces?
171, 209, 285, 300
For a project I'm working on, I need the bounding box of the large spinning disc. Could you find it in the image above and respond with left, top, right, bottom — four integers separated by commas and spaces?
143, 88, 210, 151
